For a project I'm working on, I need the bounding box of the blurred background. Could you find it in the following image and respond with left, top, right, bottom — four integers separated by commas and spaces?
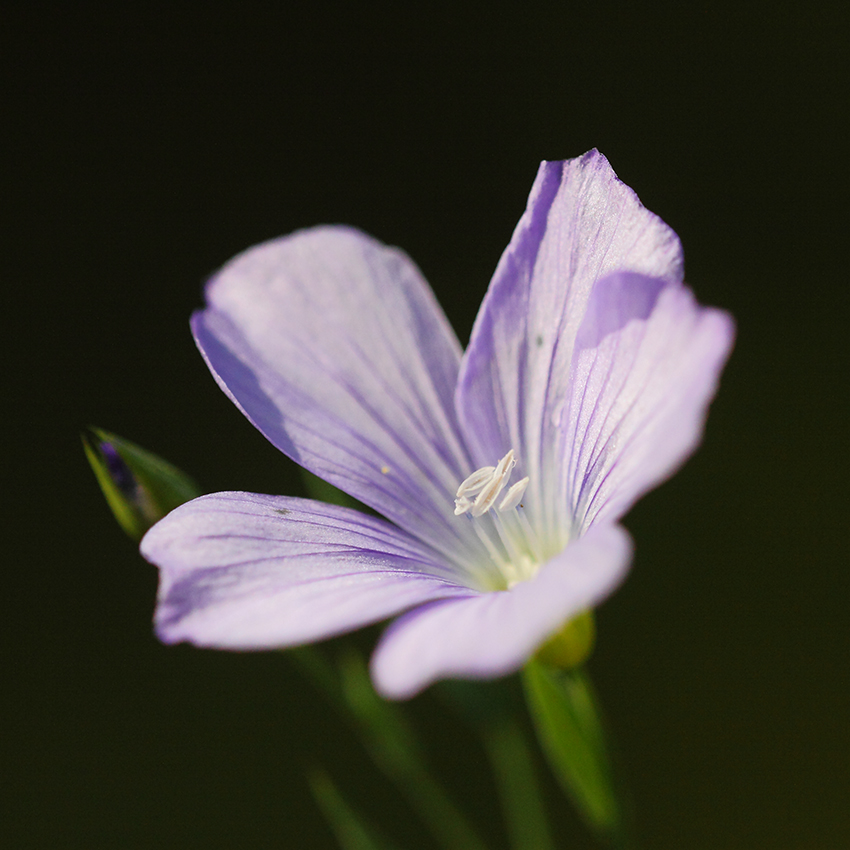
4, 3, 848, 848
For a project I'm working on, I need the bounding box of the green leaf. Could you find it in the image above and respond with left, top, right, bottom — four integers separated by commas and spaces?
308, 768, 398, 850
481, 718, 555, 850
522, 660, 628, 848
291, 646, 490, 850
437, 678, 553, 850
82, 427, 202, 540
336, 650, 490, 850
337, 650, 424, 777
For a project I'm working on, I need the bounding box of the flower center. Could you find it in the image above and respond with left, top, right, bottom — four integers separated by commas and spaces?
453, 449, 540, 590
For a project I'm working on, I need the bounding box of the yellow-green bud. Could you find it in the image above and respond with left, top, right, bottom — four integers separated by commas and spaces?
535, 610, 596, 669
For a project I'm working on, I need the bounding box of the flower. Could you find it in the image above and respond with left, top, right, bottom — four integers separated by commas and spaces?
141, 150, 734, 699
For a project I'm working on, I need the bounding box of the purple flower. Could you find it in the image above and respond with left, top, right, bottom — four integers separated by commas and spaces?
141, 151, 734, 699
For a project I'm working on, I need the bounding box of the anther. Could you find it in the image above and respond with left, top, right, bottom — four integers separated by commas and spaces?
498, 476, 529, 512
471, 450, 516, 517
456, 466, 496, 499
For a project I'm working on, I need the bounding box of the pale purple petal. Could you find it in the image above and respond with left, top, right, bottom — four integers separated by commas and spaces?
142, 151, 735, 697
141, 492, 472, 649
370, 524, 632, 699
563, 271, 735, 531
457, 151, 684, 539
193, 227, 480, 568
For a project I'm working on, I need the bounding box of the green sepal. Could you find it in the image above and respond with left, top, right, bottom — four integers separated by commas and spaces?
308, 768, 399, 850
522, 660, 627, 848
82, 427, 202, 541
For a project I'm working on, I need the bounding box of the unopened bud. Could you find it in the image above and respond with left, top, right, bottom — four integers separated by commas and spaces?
83, 427, 202, 541
535, 610, 596, 669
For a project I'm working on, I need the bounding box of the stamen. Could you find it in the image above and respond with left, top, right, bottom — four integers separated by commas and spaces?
515, 506, 544, 565
452, 449, 542, 590
456, 466, 496, 498
471, 450, 516, 517
470, 518, 509, 571
494, 449, 516, 479
489, 511, 527, 569
498, 476, 529, 512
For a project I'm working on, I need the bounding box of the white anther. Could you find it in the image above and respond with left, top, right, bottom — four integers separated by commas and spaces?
495, 449, 516, 481
498, 476, 529, 512
471, 450, 516, 517
454, 495, 473, 516
456, 466, 496, 498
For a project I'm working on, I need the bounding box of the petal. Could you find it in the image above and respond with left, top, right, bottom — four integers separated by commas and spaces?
563, 271, 735, 531
370, 524, 632, 700
457, 151, 684, 538
141, 492, 471, 649
193, 226, 479, 567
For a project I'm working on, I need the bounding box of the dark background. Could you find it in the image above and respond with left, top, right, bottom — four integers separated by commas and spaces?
5, 3, 848, 848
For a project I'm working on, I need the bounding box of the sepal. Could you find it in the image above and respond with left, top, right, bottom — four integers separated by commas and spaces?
522, 660, 627, 847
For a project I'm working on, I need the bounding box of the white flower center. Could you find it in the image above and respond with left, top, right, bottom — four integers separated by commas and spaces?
453, 449, 540, 590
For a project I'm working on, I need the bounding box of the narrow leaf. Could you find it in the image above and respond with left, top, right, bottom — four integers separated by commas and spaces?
83, 427, 202, 540
437, 678, 553, 850
481, 719, 555, 850
308, 768, 397, 850
336, 650, 490, 850
292, 646, 490, 850
522, 660, 627, 847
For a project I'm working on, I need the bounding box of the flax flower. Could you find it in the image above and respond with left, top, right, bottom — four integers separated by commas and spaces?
141, 151, 734, 699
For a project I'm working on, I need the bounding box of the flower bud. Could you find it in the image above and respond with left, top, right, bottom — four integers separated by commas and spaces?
535, 610, 596, 669
83, 427, 202, 541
